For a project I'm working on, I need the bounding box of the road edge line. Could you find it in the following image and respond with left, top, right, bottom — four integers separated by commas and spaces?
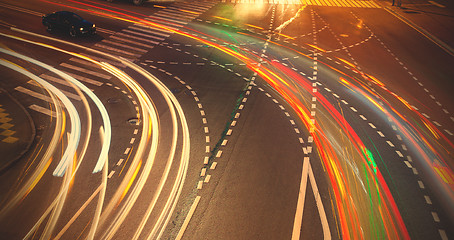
175, 195, 201, 240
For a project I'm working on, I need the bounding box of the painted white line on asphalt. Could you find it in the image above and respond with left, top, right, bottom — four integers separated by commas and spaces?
210, 162, 217, 170
108, 171, 115, 178
308, 162, 331, 239
95, 43, 142, 57
216, 150, 222, 158
418, 180, 425, 189
129, 25, 171, 37
204, 175, 211, 183
29, 104, 55, 117
404, 161, 412, 168
60, 63, 111, 79
102, 39, 148, 53
439, 230, 448, 240
27, 80, 81, 101
292, 157, 310, 240
117, 159, 124, 166
432, 212, 440, 222
115, 32, 160, 45
123, 29, 166, 41
15, 86, 51, 102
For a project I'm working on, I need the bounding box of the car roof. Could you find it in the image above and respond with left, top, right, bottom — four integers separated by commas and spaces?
54, 11, 81, 17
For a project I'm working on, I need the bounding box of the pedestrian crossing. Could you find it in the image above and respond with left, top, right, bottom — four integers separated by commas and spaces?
15, 1, 217, 117
222, 0, 381, 8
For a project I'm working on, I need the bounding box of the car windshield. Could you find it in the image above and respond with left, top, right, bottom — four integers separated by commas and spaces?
69, 13, 83, 22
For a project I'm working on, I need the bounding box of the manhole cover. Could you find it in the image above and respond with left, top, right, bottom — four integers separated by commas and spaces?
403, 10, 420, 14
107, 98, 122, 104
128, 118, 141, 125
170, 88, 182, 94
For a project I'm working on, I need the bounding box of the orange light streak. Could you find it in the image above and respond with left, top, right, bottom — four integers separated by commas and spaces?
120, 160, 142, 203
245, 24, 264, 30
306, 43, 327, 52
212, 16, 232, 21
24, 157, 52, 197
277, 33, 295, 40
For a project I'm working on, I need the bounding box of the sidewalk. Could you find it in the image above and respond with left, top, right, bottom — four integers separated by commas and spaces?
0, 88, 35, 174
378, 0, 454, 56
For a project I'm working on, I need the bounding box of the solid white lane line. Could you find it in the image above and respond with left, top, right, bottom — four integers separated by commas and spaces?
292, 157, 310, 240
176, 196, 201, 240
308, 163, 331, 239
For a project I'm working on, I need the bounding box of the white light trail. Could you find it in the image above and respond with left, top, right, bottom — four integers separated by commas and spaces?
0, 32, 112, 175
0, 52, 81, 177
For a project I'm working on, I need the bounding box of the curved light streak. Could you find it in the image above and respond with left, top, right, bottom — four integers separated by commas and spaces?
0, 58, 80, 239
0, 36, 112, 176
5, 2, 445, 237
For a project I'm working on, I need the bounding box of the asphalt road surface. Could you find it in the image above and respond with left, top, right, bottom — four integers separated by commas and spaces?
0, 0, 453, 239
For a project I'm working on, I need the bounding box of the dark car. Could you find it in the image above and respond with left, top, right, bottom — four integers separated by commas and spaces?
42, 11, 96, 37
106, 0, 145, 5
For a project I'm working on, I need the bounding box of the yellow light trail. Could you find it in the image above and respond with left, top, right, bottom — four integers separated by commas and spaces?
212, 16, 233, 21
245, 23, 264, 30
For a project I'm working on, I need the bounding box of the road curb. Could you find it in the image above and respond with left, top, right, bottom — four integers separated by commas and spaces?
0, 88, 36, 174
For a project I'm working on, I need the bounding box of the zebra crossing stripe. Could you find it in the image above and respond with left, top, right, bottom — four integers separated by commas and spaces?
15, 86, 52, 102
27, 80, 81, 101
29, 104, 55, 117
114, 32, 160, 45
225, 0, 380, 7
128, 25, 171, 37
110, 34, 157, 48
101, 39, 148, 53
79, 53, 126, 68
65, 72, 104, 86
155, 12, 195, 20
151, 15, 190, 25
60, 63, 111, 79
123, 29, 166, 41
144, 17, 184, 28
